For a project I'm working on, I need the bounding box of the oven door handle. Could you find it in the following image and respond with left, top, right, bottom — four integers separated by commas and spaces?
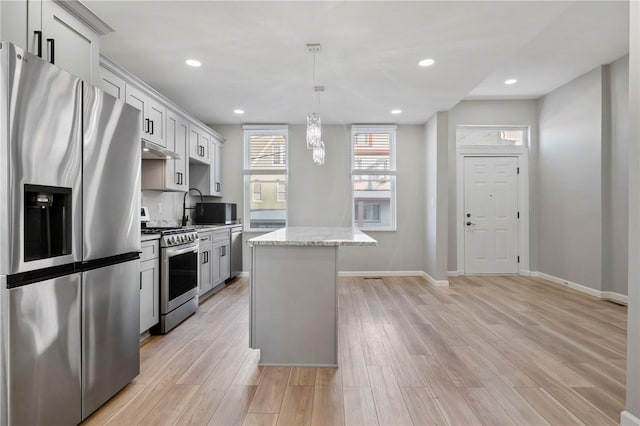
166, 244, 199, 258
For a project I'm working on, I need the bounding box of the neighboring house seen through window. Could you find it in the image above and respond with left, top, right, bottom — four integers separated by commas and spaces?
351, 125, 397, 231
243, 126, 288, 231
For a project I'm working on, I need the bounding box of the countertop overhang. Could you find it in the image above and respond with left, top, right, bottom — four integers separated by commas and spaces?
247, 227, 378, 247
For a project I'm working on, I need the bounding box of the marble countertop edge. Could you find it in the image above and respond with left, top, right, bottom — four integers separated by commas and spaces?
247, 227, 378, 247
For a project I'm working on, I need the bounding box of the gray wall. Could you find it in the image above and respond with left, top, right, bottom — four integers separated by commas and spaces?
214, 124, 426, 273
537, 67, 604, 291
447, 100, 539, 272
603, 55, 629, 296
626, 0, 640, 420
424, 112, 449, 281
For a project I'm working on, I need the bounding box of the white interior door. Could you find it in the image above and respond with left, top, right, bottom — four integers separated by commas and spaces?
464, 156, 519, 274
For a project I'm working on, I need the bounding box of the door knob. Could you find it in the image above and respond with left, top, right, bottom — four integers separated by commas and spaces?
466, 221, 476, 226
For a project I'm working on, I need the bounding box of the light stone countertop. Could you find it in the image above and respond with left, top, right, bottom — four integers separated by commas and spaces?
247, 227, 378, 247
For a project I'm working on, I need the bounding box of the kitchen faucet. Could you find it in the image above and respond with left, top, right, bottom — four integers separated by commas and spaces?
182, 187, 204, 226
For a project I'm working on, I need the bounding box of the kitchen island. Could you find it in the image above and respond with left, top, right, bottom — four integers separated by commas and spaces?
247, 227, 377, 366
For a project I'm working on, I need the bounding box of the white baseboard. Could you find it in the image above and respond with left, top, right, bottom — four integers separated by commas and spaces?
531, 271, 628, 305
622, 410, 640, 426
602, 291, 629, 305
422, 271, 449, 287
448, 270, 463, 277
338, 270, 426, 278
519, 270, 532, 276
239, 271, 250, 277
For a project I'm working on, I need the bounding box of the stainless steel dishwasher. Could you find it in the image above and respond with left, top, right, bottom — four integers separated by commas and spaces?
227, 226, 243, 283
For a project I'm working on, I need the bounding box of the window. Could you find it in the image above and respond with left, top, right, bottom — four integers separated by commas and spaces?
351, 125, 396, 231
244, 126, 288, 231
456, 125, 528, 146
277, 181, 286, 203
252, 183, 262, 202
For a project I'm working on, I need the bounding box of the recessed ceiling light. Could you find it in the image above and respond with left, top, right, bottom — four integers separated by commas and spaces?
418, 58, 435, 67
142, 148, 149, 152
166, 155, 172, 159
391, 109, 402, 115
185, 59, 201, 67
234, 109, 245, 115
505, 78, 518, 85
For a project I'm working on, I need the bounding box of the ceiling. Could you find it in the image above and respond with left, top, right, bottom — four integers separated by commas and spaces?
87, 1, 629, 125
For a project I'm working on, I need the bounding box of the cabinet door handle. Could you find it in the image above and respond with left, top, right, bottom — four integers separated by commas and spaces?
150, 120, 154, 135
221, 246, 226, 256
176, 172, 180, 185
46, 38, 55, 64
202, 252, 206, 264
139, 272, 142, 290
206, 251, 209, 263
216, 182, 220, 192
34, 31, 42, 58
145, 118, 150, 134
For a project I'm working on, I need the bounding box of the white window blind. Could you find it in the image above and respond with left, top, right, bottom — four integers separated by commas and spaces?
247, 134, 287, 170
243, 126, 288, 231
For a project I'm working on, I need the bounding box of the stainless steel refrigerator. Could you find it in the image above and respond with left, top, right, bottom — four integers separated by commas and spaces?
0, 42, 142, 425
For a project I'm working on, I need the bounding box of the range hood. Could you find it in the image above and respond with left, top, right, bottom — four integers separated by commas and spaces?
141, 139, 182, 160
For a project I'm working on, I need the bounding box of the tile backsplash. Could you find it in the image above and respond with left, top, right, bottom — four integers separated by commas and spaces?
141, 191, 185, 226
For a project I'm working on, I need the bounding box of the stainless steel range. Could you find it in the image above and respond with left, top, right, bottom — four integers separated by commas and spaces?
143, 228, 200, 333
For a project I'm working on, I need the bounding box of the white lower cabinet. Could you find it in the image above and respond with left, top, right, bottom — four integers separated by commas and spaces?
140, 240, 160, 333
198, 228, 231, 297
199, 232, 213, 295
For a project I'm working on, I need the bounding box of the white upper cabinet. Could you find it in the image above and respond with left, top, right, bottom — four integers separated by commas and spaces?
125, 84, 166, 148
3, 0, 112, 85
98, 67, 126, 100
190, 126, 210, 164
165, 110, 189, 191
212, 139, 223, 197
141, 109, 188, 192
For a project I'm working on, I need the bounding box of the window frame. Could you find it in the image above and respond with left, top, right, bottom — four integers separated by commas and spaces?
350, 124, 397, 231
455, 125, 530, 147
243, 125, 289, 232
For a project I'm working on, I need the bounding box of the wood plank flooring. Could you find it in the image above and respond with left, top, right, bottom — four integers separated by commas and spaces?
84, 275, 626, 426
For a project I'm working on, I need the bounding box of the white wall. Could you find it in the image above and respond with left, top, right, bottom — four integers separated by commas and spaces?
603, 55, 629, 297
625, 1, 640, 421
214, 124, 426, 273
537, 67, 604, 291
447, 100, 539, 272
424, 112, 449, 281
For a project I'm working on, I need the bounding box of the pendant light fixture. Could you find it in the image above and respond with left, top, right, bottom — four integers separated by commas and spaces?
306, 43, 325, 165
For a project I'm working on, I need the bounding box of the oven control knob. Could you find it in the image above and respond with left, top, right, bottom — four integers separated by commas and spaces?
170, 237, 176, 245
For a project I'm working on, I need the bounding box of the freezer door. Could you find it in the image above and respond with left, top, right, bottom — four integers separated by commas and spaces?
1, 42, 83, 275
83, 85, 142, 261
8, 273, 82, 426
82, 259, 140, 419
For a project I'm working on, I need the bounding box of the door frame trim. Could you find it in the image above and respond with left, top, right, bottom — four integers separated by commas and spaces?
456, 146, 530, 275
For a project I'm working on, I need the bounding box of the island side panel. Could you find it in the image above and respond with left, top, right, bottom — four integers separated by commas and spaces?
252, 245, 338, 366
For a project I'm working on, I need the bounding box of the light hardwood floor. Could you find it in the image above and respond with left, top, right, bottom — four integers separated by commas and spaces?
84, 275, 627, 426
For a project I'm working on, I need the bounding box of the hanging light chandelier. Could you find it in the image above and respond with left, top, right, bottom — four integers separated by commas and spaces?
306, 43, 325, 165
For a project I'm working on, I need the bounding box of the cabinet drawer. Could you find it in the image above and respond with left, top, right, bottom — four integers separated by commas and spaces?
140, 240, 159, 262
213, 228, 230, 242
199, 231, 213, 243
